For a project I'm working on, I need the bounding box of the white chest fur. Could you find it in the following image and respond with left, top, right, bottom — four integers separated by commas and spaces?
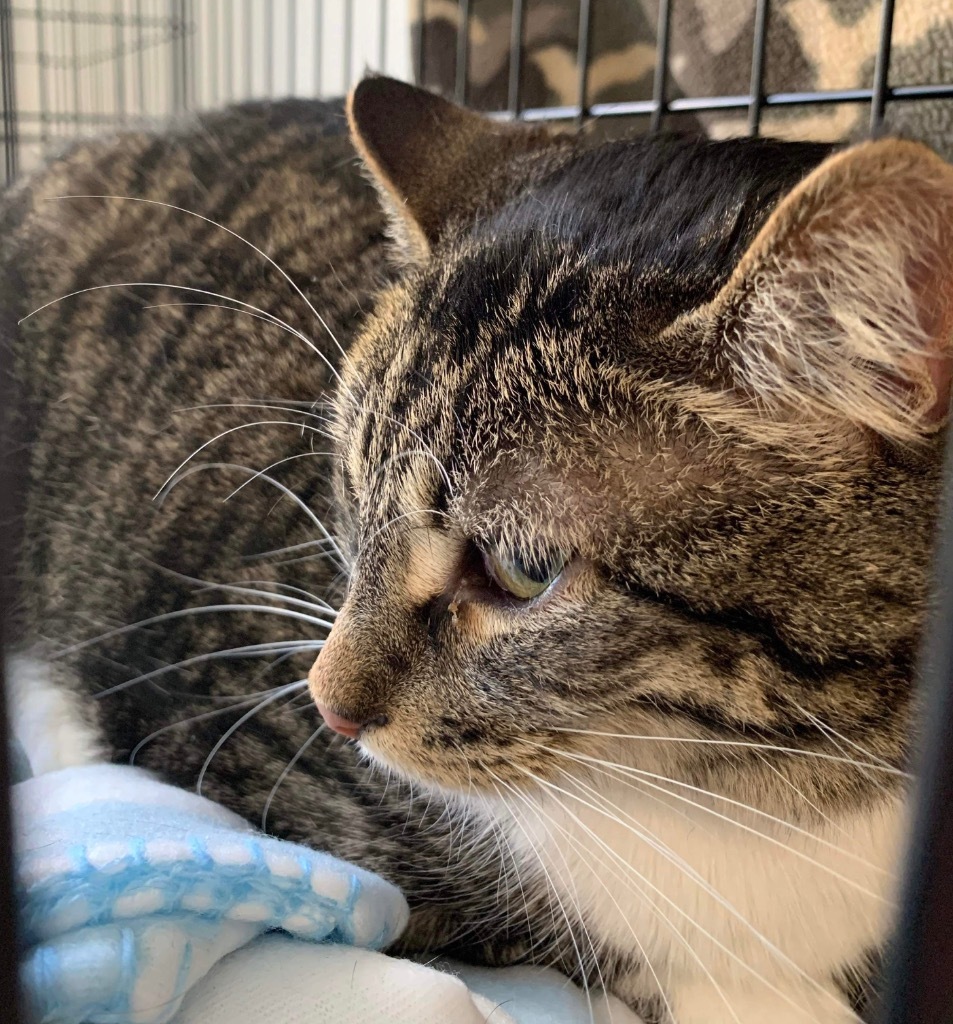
501, 776, 903, 1024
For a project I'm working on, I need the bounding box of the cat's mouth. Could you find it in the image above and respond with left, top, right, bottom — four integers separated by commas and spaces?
349, 697, 756, 798
331, 711, 570, 793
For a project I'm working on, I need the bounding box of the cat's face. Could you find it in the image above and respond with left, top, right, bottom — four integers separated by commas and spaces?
309, 79, 953, 805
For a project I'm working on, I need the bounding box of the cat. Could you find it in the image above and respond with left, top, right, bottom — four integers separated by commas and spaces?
5, 75, 952, 1023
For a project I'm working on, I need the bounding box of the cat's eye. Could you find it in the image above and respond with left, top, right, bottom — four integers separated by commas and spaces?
481, 544, 568, 601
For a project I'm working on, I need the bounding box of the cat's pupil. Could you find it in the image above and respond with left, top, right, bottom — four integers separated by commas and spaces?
514, 551, 558, 584
479, 542, 566, 598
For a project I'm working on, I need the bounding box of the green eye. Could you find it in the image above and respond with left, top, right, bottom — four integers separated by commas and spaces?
482, 544, 568, 601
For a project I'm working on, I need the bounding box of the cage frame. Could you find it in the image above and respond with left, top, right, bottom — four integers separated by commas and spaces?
1, 1, 952, 1021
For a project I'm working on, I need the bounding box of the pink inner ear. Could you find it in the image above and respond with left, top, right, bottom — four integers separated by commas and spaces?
906, 252, 953, 427
715, 140, 953, 440
924, 353, 953, 425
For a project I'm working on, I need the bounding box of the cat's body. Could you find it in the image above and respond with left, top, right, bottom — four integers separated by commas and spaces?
5, 82, 950, 1021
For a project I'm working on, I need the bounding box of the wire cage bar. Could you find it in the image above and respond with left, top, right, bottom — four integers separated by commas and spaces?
0, 0, 412, 183
883, 425, 953, 1024
0, 2, 952, 1022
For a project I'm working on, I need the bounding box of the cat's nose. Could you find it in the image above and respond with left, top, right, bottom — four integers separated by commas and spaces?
309, 615, 389, 738
315, 701, 365, 739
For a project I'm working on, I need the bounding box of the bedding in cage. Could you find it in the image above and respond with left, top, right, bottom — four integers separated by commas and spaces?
4, 0, 953, 187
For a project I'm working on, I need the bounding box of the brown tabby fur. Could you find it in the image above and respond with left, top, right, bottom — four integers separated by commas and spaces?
4, 80, 953, 1020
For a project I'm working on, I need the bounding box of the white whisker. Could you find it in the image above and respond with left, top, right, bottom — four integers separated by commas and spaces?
507, 770, 746, 1024
548, 727, 909, 777
154, 421, 333, 499
493, 771, 671, 1024
534, 743, 892, 880
222, 450, 336, 502
514, 785, 692, 1024
358, 410, 454, 497
174, 400, 337, 426
751, 751, 852, 841
53, 604, 334, 662
484, 768, 599, 1021
156, 460, 347, 571
180, 580, 337, 618
96, 640, 324, 698
536, 792, 739, 1024
362, 507, 452, 548
559, 768, 862, 1019
20, 280, 324, 360
142, 560, 339, 617
221, 579, 338, 615
196, 679, 307, 796
261, 723, 328, 833
53, 194, 353, 369
129, 680, 309, 765
366, 447, 457, 500
159, 649, 308, 703
788, 699, 899, 772
264, 548, 344, 570
241, 536, 340, 562
142, 302, 314, 346
477, 789, 542, 957
517, 766, 836, 1023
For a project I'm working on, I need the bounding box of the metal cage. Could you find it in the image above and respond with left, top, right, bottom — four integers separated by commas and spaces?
4, 0, 953, 185
1, 2, 952, 1022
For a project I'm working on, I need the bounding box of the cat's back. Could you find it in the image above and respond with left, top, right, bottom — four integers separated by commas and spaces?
2, 97, 385, 392
2, 98, 389, 663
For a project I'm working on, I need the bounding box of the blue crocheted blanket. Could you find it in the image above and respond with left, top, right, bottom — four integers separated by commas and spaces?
15, 761, 408, 1024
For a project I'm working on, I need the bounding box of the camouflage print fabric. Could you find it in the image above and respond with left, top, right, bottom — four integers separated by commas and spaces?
412, 0, 953, 157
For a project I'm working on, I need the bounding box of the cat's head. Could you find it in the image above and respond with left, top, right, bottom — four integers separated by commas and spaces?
309, 77, 953, 806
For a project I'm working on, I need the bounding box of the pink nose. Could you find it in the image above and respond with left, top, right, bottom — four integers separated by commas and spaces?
315, 702, 365, 739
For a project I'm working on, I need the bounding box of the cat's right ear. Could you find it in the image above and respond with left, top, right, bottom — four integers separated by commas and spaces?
707, 138, 953, 443
348, 76, 560, 264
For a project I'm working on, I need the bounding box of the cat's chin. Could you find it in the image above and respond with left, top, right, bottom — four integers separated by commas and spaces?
355, 740, 479, 798
355, 732, 555, 797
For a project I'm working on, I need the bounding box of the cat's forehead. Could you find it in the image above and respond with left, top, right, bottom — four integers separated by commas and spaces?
341, 133, 840, 531
468, 133, 833, 301
344, 306, 748, 552
361, 134, 836, 385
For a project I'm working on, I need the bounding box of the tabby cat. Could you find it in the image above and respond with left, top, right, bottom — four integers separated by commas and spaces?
5, 76, 952, 1023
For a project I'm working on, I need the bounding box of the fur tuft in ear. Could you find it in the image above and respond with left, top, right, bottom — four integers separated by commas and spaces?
347, 76, 563, 264
713, 138, 953, 441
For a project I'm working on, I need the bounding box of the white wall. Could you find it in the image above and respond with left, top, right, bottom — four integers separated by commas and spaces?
10, 1, 413, 176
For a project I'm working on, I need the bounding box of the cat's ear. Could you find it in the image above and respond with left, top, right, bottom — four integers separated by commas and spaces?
712, 138, 953, 440
348, 76, 559, 264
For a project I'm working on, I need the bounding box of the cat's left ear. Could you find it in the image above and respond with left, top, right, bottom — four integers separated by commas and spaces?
711, 138, 953, 440
348, 76, 563, 264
